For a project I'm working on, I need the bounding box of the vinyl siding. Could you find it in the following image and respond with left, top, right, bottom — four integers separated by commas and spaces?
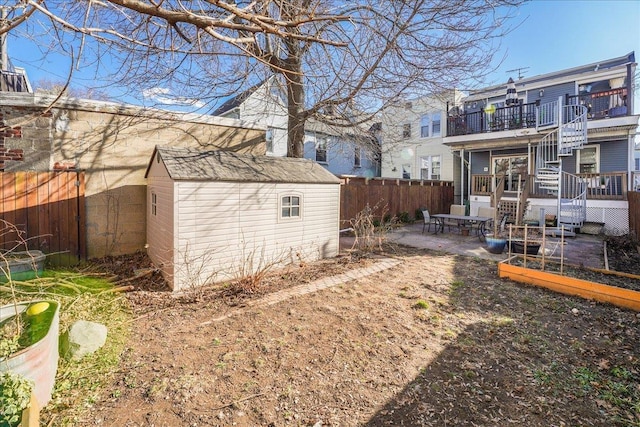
146, 158, 176, 287
600, 140, 628, 172
171, 180, 339, 291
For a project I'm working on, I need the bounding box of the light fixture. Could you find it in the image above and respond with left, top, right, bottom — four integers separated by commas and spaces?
539, 89, 544, 97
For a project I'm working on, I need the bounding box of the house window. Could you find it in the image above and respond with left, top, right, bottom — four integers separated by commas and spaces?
420, 155, 441, 180
316, 138, 327, 163
402, 164, 411, 179
354, 146, 361, 167
577, 146, 599, 174
420, 113, 441, 138
492, 155, 528, 192
151, 192, 157, 216
402, 123, 411, 139
266, 128, 274, 153
281, 195, 301, 218
432, 113, 441, 137
420, 115, 430, 138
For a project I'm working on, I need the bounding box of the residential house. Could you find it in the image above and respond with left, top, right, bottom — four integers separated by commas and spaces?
444, 52, 638, 235
380, 90, 463, 199
212, 78, 380, 178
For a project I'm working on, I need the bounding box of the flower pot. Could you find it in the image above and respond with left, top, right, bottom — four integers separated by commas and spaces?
460, 227, 470, 236
0, 251, 46, 283
484, 235, 507, 254
0, 301, 60, 409
509, 241, 541, 255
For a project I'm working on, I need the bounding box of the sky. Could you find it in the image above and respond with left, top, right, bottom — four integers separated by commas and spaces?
5, 0, 640, 110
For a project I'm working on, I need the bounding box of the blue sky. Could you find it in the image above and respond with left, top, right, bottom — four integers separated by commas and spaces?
6, 1, 640, 109
490, 1, 640, 85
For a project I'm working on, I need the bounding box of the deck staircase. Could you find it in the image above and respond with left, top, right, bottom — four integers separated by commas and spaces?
534, 101, 588, 231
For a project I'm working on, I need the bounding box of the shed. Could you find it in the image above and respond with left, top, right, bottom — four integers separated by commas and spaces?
145, 146, 341, 291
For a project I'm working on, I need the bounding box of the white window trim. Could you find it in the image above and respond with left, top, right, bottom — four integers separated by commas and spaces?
576, 145, 600, 174
420, 112, 441, 138
279, 193, 303, 221
420, 155, 441, 180
354, 146, 361, 167
151, 192, 157, 216
315, 138, 328, 164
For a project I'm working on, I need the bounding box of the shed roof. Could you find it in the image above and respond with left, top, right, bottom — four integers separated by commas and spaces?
147, 146, 341, 184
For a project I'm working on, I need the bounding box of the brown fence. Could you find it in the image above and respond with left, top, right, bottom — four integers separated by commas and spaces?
629, 191, 640, 239
340, 177, 454, 227
1, 171, 86, 266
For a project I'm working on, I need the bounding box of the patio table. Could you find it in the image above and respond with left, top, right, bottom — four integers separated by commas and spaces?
431, 214, 492, 241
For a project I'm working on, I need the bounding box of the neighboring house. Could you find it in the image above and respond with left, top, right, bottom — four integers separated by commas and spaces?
444, 52, 639, 235
0, 67, 32, 93
379, 90, 463, 198
1, 92, 264, 258
212, 78, 380, 178
145, 146, 341, 291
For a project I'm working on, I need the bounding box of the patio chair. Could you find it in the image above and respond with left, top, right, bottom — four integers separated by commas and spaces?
421, 209, 437, 233
444, 204, 466, 232
472, 206, 495, 236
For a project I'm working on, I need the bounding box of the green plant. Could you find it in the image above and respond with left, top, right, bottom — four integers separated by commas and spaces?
397, 211, 411, 223
0, 371, 33, 426
414, 299, 429, 309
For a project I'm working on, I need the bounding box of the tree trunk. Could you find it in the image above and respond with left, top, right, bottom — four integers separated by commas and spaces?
286, 69, 305, 158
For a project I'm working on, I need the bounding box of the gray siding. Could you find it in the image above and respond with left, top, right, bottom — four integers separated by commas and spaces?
600, 140, 628, 172
533, 81, 575, 105
470, 151, 490, 175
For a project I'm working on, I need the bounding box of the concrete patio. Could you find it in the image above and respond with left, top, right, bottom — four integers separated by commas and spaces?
342, 223, 606, 269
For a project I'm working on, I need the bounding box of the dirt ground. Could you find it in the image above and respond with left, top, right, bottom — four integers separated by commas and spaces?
70, 237, 640, 427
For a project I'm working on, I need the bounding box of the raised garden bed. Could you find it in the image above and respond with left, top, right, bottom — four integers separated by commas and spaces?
499, 256, 640, 311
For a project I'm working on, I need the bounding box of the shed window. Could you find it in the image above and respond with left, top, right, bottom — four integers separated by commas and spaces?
281, 195, 301, 218
151, 192, 157, 216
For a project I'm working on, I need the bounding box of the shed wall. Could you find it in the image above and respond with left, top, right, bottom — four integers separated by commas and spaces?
172, 181, 339, 291
146, 157, 176, 286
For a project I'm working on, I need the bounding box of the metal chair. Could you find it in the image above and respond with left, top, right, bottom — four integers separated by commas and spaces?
421, 209, 437, 233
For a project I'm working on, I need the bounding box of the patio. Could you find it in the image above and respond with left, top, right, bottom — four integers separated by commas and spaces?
355, 223, 606, 269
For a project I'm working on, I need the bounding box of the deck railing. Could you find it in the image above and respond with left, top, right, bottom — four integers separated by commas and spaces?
447, 101, 539, 136
448, 87, 631, 137
471, 172, 628, 200
566, 88, 628, 120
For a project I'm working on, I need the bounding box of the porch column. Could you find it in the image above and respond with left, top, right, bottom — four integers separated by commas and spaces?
460, 148, 465, 205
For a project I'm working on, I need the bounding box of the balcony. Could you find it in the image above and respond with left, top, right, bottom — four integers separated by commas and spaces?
471, 172, 628, 200
566, 87, 628, 120
447, 87, 631, 137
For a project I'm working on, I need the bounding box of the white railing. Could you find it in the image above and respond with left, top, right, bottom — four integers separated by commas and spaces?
559, 172, 587, 227
536, 129, 558, 173
537, 100, 558, 128
558, 104, 587, 154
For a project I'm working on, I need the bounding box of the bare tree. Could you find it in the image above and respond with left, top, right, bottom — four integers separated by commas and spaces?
1, 0, 522, 157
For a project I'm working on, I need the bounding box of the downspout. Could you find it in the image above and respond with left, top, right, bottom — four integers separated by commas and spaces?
460, 148, 465, 205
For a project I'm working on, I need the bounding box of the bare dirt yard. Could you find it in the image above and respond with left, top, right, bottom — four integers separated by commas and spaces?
73, 239, 640, 427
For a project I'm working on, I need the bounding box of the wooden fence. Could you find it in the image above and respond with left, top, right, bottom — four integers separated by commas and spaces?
629, 191, 640, 239
340, 177, 454, 227
1, 171, 86, 266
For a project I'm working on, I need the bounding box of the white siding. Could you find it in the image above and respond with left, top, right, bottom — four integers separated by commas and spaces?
146, 158, 176, 287
171, 180, 339, 291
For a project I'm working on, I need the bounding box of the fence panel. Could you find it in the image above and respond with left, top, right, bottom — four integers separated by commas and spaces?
340, 177, 454, 227
0, 171, 86, 266
629, 191, 640, 239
